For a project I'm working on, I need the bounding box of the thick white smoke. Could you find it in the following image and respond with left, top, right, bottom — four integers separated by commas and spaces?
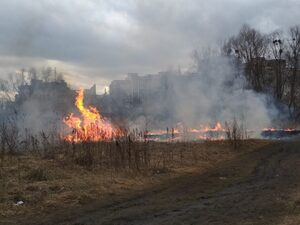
174, 55, 275, 132
126, 54, 277, 136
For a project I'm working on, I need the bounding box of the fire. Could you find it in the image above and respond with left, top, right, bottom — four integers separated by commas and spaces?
63, 88, 123, 142
262, 127, 296, 132
194, 122, 225, 140
142, 122, 226, 141
261, 127, 300, 139
191, 122, 225, 133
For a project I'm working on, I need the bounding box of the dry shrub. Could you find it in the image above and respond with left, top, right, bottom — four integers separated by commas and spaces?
25, 167, 49, 182
0, 120, 19, 155
68, 137, 151, 173
74, 148, 94, 168
225, 118, 248, 149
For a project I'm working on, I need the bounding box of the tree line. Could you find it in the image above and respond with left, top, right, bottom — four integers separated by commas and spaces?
222, 24, 300, 120
1, 24, 300, 124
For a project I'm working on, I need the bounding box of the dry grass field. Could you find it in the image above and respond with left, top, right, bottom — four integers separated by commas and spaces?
2, 139, 300, 225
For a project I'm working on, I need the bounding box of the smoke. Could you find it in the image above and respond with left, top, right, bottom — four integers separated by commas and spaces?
176, 56, 274, 130
0, 54, 279, 142
122, 53, 277, 136
18, 96, 62, 135
1, 77, 75, 141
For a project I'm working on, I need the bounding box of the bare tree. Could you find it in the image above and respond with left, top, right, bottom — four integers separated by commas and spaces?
224, 24, 269, 91
28, 67, 37, 81
268, 30, 286, 100
285, 25, 300, 118
0, 79, 12, 103
0, 70, 28, 104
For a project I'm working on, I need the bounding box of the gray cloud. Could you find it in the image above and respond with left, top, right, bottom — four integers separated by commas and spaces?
0, 0, 299, 89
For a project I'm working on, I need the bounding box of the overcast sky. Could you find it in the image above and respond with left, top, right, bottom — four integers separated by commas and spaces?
0, 0, 299, 92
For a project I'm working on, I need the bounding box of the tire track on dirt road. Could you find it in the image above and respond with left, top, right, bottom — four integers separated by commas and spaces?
9, 140, 300, 225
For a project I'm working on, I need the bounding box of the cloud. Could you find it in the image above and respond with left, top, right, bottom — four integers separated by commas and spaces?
0, 0, 299, 91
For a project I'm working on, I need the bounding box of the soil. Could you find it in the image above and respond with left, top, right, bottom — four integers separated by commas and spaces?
2, 139, 300, 225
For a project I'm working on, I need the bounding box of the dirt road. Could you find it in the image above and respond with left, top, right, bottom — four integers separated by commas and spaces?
4, 140, 300, 225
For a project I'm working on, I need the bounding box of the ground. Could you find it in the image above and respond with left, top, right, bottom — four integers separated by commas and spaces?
1, 139, 300, 225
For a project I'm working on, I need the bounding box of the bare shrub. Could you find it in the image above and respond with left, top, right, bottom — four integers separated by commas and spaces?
26, 167, 49, 182
225, 118, 248, 149
74, 143, 95, 169
60, 136, 152, 174
0, 119, 19, 155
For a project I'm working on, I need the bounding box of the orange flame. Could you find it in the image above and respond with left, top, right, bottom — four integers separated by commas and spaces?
63, 88, 123, 142
262, 127, 296, 132
144, 122, 226, 141
191, 122, 225, 133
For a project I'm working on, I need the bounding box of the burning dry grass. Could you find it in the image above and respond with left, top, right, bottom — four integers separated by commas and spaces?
0, 139, 271, 219
63, 88, 124, 142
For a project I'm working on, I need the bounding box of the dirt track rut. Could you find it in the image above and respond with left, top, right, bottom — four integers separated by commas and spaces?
6, 140, 300, 225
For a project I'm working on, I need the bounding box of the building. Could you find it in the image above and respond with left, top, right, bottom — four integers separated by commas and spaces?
109, 71, 192, 100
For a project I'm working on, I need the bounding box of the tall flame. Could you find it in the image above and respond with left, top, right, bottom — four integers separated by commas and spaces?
63, 88, 123, 142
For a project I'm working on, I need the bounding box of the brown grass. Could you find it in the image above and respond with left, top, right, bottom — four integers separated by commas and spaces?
0, 139, 271, 218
